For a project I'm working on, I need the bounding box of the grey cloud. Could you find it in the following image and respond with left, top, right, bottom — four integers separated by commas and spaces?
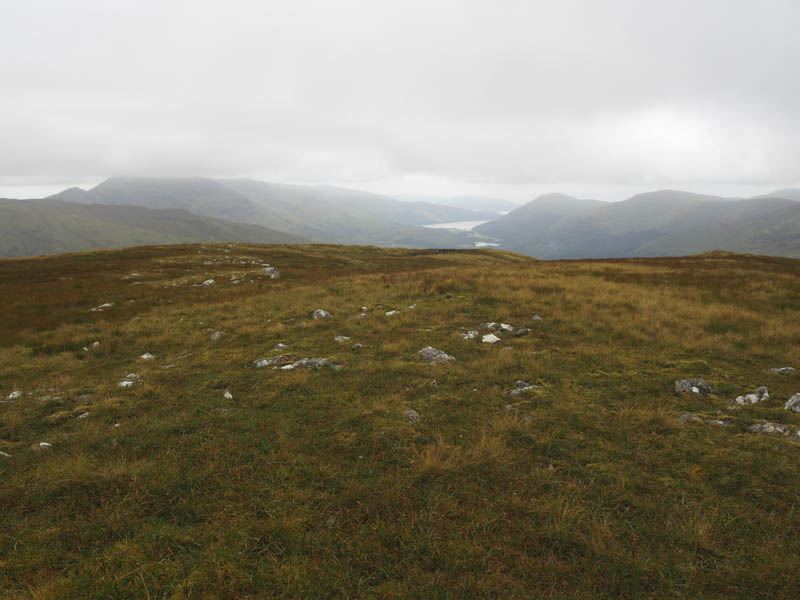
1, 0, 799, 200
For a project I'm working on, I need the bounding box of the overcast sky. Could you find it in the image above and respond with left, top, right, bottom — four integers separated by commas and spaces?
1, 0, 799, 202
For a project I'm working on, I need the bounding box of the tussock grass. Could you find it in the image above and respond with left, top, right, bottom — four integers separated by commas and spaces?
1, 244, 799, 598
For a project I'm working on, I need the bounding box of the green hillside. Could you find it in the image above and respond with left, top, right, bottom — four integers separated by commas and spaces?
0, 199, 307, 257
52, 177, 494, 248
1, 244, 799, 597
477, 190, 800, 258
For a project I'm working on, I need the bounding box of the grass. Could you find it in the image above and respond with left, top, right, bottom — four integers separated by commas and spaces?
1, 244, 799, 598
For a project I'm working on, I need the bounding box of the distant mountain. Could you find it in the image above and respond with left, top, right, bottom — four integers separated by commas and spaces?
475, 189, 800, 259
0, 198, 306, 258
395, 194, 519, 214
754, 188, 800, 201
52, 177, 488, 248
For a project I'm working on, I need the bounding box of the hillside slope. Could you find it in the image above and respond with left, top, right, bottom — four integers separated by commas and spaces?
477, 190, 800, 258
0, 199, 306, 257
1, 244, 799, 597
51, 177, 493, 248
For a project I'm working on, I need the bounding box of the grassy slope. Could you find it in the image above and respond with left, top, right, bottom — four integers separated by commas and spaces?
0, 200, 307, 258
1, 245, 800, 598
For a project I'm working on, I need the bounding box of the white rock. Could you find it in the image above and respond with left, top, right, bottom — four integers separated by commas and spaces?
484, 322, 498, 330
312, 309, 332, 319
784, 393, 800, 413
254, 356, 288, 368
0, 451, 10, 458
734, 386, 769, 405
334, 335, 351, 343
210, 331, 223, 341
89, 302, 114, 312
482, 333, 502, 344
223, 390, 233, 400
767, 367, 795, 373
76, 412, 90, 420
499, 323, 514, 332
531, 315, 543, 321
691, 386, 700, 394
385, 310, 399, 316
418, 346, 455, 364
403, 409, 421, 423
408, 304, 416, 310
39, 442, 51, 448
461, 330, 479, 340
200, 279, 215, 286
272, 343, 288, 350
140, 353, 155, 360
747, 422, 790, 435
118, 373, 141, 388
6, 390, 23, 401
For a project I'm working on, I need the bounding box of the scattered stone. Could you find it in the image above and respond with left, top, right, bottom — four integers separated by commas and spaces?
674, 379, 716, 395
254, 355, 290, 368
709, 418, 733, 426
140, 352, 155, 360
504, 381, 543, 397
262, 266, 280, 279
482, 333, 502, 344
385, 310, 399, 316
312, 309, 332, 319
210, 331, 223, 341
89, 302, 114, 312
351, 343, 363, 350
499, 323, 514, 332
767, 367, 795, 374
418, 346, 455, 364
334, 335, 351, 343
784, 393, 800, 413
677, 413, 704, 425
223, 390, 233, 400
6, 390, 23, 401
747, 422, 791, 435
531, 315, 543, 322
408, 304, 416, 310
793, 430, 800, 442
349, 313, 367, 320
118, 373, 141, 388
361, 306, 368, 311
200, 279, 215, 286
38, 442, 52, 448
279, 357, 339, 370
513, 328, 531, 337
0, 451, 10, 458
483, 322, 498, 330
92, 341, 100, 348
734, 386, 769, 405
461, 330, 479, 340
403, 409, 421, 424
272, 342, 288, 350
76, 412, 90, 420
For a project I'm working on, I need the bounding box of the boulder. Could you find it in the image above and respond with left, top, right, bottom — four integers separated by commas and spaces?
734, 386, 769, 405
747, 422, 790, 435
418, 346, 455, 364
254, 355, 289, 368
766, 367, 795, 373
784, 393, 800, 413
403, 409, 421, 424
677, 413, 704, 425
482, 333, 502, 344
499, 323, 514, 332
674, 379, 716, 395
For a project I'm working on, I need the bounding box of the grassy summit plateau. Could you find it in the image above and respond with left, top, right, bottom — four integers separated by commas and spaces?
1, 244, 799, 598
